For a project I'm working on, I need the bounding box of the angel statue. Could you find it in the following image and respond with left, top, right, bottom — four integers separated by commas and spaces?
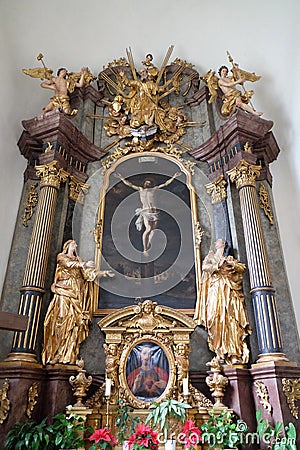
96, 46, 204, 149
201, 52, 262, 117
23, 53, 95, 117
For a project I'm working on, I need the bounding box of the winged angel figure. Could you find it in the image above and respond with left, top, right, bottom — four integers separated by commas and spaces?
23, 53, 95, 117
201, 52, 262, 117
94, 47, 205, 149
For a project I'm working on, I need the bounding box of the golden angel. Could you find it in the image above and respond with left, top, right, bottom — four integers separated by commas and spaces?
201, 53, 262, 117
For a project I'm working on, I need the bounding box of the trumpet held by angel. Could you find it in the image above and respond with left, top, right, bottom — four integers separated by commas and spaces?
201, 52, 262, 117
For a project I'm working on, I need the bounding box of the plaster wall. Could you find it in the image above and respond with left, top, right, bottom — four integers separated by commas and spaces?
0, 0, 299, 336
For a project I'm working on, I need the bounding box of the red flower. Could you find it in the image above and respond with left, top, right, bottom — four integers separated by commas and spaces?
180, 420, 202, 449
128, 424, 159, 450
89, 427, 117, 449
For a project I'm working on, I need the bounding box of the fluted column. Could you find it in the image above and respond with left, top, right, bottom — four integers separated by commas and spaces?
227, 160, 287, 362
7, 161, 68, 363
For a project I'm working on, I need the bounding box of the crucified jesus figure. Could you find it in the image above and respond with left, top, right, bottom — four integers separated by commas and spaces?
114, 172, 181, 255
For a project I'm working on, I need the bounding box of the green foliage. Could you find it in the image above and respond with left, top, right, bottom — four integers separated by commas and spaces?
115, 399, 140, 443
47, 412, 86, 449
256, 407, 297, 450
5, 417, 50, 450
5, 412, 86, 450
201, 408, 247, 449
145, 398, 191, 440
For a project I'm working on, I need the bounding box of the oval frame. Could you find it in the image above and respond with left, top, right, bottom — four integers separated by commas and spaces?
119, 336, 176, 408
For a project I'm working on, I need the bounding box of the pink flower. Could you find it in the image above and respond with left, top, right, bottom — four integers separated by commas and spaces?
89, 427, 117, 449
128, 424, 159, 450
181, 420, 202, 449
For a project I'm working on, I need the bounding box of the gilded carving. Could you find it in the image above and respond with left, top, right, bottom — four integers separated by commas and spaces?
244, 142, 252, 153
0, 378, 10, 424
93, 219, 103, 250
254, 380, 272, 414
194, 222, 205, 248
35, 160, 69, 189
69, 176, 90, 204
227, 160, 261, 189
205, 357, 228, 407
23, 183, 38, 227
23, 53, 95, 117
205, 176, 227, 204
95, 47, 205, 158
259, 183, 274, 224
26, 382, 39, 418
282, 377, 300, 419
69, 359, 93, 407
201, 51, 262, 117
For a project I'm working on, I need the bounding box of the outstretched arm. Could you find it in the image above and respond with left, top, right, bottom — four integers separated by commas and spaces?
155, 172, 181, 189
114, 173, 141, 190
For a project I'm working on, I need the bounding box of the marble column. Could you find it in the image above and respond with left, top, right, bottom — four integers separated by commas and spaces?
7, 160, 68, 363
227, 160, 287, 362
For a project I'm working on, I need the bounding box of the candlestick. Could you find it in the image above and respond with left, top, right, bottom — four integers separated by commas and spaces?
182, 377, 189, 396
105, 378, 111, 397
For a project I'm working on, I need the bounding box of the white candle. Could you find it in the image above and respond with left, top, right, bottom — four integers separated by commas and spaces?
182, 377, 189, 396
105, 378, 111, 397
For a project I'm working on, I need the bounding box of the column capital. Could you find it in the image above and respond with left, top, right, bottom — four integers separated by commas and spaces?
227, 160, 261, 189
35, 160, 68, 189
205, 176, 227, 204
69, 176, 90, 204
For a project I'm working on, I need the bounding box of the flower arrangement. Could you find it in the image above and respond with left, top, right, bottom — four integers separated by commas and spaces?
89, 427, 118, 450
127, 423, 159, 450
180, 419, 202, 450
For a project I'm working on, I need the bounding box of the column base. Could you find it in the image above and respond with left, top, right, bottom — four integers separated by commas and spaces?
254, 352, 297, 366
4, 351, 39, 364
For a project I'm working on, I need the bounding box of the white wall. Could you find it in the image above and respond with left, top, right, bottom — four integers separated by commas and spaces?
1, 0, 299, 329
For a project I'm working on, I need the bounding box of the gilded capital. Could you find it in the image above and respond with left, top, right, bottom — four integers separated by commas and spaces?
35, 160, 68, 189
205, 176, 227, 204
227, 160, 261, 189
69, 176, 90, 204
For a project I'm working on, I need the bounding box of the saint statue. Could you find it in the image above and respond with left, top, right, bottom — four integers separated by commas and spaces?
194, 239, 252, 365
42, 240, 113, 365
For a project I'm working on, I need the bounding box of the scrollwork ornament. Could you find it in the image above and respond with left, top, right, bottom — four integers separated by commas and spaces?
259, 183, 274, 224
23, 183, 38, 227
282, 377, 300, 419
93, 219, 103, 250
26, 382, 39, 418
227, 160, 261, 189
254, 380, 272, 414
0, 378, 10, 424
194, 222, 205, 248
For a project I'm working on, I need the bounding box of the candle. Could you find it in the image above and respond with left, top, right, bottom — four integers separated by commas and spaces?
182, 377, 189, 396
105, 378, 111, 397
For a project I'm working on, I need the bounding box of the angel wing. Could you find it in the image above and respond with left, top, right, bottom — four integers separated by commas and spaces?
67, 68, 96, 93
22, 67, 53, 80
231, 64, 261, 83
200, 70, 219, 103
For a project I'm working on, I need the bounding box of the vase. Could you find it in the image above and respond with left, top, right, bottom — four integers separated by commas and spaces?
165, 439, 176, 450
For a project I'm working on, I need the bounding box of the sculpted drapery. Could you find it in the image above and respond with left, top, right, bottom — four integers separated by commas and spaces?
42, 240, 111, 365
194, 239, 252, 365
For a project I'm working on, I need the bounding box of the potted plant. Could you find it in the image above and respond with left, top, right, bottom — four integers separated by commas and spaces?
47, 412, 86, 449
145, 398, 191, 448
88, 426, 117, 450
256, 407, 297, 450
179, 419, 202, 450
115, 399, 140, 448
5, 417, 51, 450
200, 408, 247, 449
127, 423, 159, 450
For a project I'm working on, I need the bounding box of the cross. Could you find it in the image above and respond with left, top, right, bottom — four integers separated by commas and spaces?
0, 311, 28, 331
